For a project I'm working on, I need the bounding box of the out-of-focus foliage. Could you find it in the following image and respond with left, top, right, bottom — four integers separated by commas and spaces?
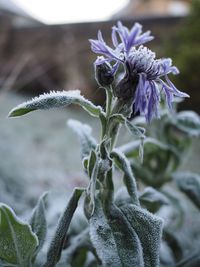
169, 0, 200, 111
121, 103, 200, 267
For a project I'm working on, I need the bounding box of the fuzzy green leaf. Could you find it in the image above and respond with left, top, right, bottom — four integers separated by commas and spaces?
89, 199, 144, 267
0, 203, 38, 266
111, 149, 139, 205
173, 111, 200, 136
129, 138, 179, 188
121, 204, 163, 267
29, 192, 48, 258
118, 140, 141, 158
86, 159, 99, 217
114, 187, 132, 207
8, 90, 102, 117
42, 188, 84, 267
109, 114, 145, 138
68, 119, 97, 159
139, 187, 169, 213
125, 120, 146, 139
64, 229, 89, 266
175, 172, 200, 209
87, 150, 97, 179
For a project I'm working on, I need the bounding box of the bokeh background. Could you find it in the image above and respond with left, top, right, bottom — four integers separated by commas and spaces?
0, 0, 199, 216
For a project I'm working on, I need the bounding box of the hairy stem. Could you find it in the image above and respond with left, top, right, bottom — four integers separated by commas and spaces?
105, 87, 113, 119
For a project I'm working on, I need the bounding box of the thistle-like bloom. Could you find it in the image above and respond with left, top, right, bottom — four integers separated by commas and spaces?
90, 21, 154, 62
128, 46, 189, 122
90, 21, 189, 122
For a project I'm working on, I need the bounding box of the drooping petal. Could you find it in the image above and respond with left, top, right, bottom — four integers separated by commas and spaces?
145, 82, 160, 122
89, 30, 121, 60
132, 31, 154, 47
134, 74, 148, 114
165, 75, 190, 98
162, 84, 174, 109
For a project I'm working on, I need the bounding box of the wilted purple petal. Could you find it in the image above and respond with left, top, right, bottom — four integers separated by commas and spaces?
145, 82, 160, 122
134, 74, 148, 114
126, 23, 142, 52
162, 84, 174, 109
111, 28, 119, 47
165, 76, 189, 98
132, 31, 154, 47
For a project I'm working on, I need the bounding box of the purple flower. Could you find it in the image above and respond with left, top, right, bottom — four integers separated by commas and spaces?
129, 46, 189, 122
90, 21, 153, 63
90, 21, 189, 122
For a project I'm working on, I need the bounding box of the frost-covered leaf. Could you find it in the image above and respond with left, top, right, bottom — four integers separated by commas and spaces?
173, 111, 200, 136
111, 149, 139, 205
125, 120, 145, 139
86, 159, 99, 217
98, 139, 112, 181
118, 140, 141, 158
109, 114, 125, 124
29, 192, 48, 258
99, 112, 107, 138
89, 199, 144, 267
139, 187, 169, 213
130, 138, 179, 188
8, 90, 102, 117
88, 150, 97, 178
64, 228, 89, 266
42, 188, 84, 267
175, 172, 200, 209
69, 209, 88, 236
68, 119, 97, 159
125, 120, 145, 163
99, 139, 111, 160
121, 204, 163, 267
109, 114, 145, 139
114, 187, 132, 207
0, 203, 38, 266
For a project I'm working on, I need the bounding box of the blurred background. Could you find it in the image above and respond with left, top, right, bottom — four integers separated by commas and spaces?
0, 0, 199, 210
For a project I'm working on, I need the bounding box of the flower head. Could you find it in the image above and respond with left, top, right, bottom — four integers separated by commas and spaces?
90, 21, 153, 64
90, 21, 189, 122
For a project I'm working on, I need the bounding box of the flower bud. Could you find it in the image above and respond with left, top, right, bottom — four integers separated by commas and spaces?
114, 70, 138, 100
95, 59, 114, 87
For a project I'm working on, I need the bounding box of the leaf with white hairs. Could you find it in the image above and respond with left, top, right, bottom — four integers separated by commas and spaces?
8, 90, 102, 117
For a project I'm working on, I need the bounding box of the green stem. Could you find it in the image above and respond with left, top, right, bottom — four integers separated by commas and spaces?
105, 86, 113, 119
110, 124, 121, 150
100, 86, 115, 142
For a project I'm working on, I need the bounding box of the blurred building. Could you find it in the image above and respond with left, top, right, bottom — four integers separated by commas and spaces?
0, 0, 42, 57
0, 0, 193, 109
114, 0, 191, 18
0, 0, 43, 94
0, 0, 42, 27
